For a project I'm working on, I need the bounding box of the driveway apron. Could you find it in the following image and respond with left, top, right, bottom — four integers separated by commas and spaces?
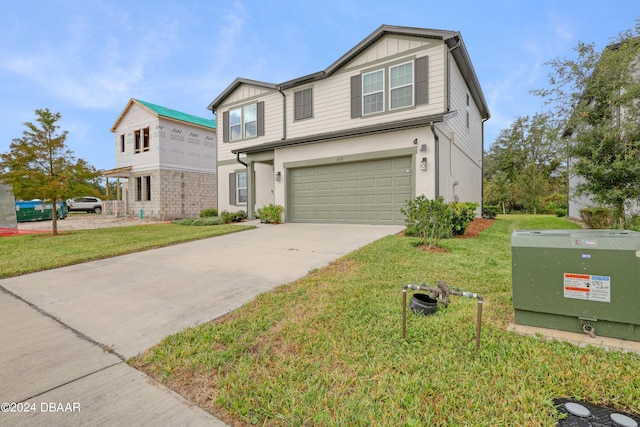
0, 223, 402, 426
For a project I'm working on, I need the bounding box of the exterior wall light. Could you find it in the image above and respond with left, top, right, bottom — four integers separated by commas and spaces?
275, 171, 282, 182
420, 158, 427, 171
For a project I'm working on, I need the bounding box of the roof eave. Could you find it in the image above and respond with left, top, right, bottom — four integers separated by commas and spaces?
232, 114, 445, 155
208, 78, 278, 111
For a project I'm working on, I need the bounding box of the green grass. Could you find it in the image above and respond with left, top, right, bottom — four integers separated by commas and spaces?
0, 223, 254, 278
131, 215, 640, 426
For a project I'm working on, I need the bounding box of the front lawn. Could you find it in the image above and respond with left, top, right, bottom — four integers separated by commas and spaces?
131, 216, 640, 426
0, 223, 254, 278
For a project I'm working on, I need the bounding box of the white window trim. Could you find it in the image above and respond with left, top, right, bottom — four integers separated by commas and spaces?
389, 60, 414, 110
362, 69, 385, 116
236, 172, 247, 205
229, 107, 242, 141
243, 104, 257, 138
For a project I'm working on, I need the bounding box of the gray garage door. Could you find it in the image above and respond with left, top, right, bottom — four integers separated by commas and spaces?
288, 157, 412, 224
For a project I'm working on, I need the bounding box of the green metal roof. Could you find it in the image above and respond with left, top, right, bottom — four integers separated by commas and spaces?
135, 99, 216, 129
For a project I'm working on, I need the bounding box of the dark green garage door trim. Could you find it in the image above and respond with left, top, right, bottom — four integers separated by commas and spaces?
286, 148, 415, 225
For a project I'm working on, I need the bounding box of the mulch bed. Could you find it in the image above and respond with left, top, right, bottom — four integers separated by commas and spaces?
457, 218, 495, 238
401, 217, 496, 252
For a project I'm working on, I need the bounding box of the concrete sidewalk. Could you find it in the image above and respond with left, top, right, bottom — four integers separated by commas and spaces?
0, 222, 402, 426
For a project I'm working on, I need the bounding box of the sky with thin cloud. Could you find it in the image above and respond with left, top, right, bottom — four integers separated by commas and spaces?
1, 0, 638, 171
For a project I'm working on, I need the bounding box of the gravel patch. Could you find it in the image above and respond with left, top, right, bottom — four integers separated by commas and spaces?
17, 214, 169, 232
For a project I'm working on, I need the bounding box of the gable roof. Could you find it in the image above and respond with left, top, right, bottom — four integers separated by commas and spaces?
111, 98, 216, 132
208, 25, 489, 119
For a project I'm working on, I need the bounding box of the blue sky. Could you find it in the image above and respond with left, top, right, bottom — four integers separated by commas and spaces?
1, 0, 638, 171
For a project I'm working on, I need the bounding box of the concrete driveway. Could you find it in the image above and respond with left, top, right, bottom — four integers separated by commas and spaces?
0, 222, 402, 426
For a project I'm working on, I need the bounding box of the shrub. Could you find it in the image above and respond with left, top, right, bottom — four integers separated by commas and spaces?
174, 217, 225, 226
256, 204, 284, 224
400, 195, 452, 248
450, 202, 479, 235
199, 208, 218, 218
580, 207, 616, 229
628, 215, 640, 231
221, 210, 246, 223
482, 205, 499, 220
555, 208, 567, 217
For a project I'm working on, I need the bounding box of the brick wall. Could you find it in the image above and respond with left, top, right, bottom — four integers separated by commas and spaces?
124, 169, 217, 219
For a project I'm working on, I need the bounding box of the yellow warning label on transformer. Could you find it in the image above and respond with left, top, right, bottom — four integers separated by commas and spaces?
563, 273, 611, 302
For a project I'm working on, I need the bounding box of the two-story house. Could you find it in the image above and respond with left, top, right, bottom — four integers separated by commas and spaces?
104, 98, 217, 219
208, 25, 489, 224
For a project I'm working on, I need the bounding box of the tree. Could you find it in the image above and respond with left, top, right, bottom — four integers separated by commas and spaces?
515, 161, 549, 214
533, 22, 640, 225
484, 112, 565, 212
484, 170, 512, 214
0, 108, 100, 235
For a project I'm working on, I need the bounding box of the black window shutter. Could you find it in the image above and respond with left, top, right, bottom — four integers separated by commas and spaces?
257, 101, 265, 136
229, 173, 236, 205
350, 75, 362, 118
415, 56, 428, 105
223, 111, 229, 142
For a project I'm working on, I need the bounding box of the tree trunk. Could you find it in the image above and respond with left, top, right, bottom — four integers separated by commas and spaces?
51, 198, 58, 236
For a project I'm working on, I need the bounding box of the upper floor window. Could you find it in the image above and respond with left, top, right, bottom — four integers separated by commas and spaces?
134, 127, 150, 153
244, 104, 257, 138
351, 56, 428, 119
294, 88, 313, 120
362, 70, 384, 115
223, 101, 264, 142
119, 134, 125, 153
466, 93, 470, 129
390, 61, 414, 110
229, 108, 242, 140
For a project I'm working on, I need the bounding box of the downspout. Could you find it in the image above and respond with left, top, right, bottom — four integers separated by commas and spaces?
430, 123, 440, 199
236, 152, 247, 167
278, 87, 287, 140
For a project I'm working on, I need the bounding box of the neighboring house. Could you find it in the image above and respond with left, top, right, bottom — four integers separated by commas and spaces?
103, 99, 217, 219
566, 39, 640, 219
208, 25, 490, 225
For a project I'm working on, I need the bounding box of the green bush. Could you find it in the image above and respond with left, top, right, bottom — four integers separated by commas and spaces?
628, 215, 640, 231
555, 208, 567, 217
174, 217, 225, 226
400, 195, 452, 248
580, 207, 616, 229
482, 205, 499, 219
450, 202, 479, 235
199, 208, 218, 218
256, 204, 284, 224
221, 210, 246, 223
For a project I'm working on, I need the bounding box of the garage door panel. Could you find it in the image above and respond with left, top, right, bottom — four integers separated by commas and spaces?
289, 156, 412, 224
377, 177, 394, 187
362, 178, 377, 189
396, 176, 411, 186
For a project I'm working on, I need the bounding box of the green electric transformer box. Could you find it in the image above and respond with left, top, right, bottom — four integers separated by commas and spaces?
511, 230, 640, 341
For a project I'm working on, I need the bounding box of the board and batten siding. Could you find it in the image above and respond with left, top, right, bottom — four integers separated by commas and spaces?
285, 39, 448, 140
216, 88, 283, 163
